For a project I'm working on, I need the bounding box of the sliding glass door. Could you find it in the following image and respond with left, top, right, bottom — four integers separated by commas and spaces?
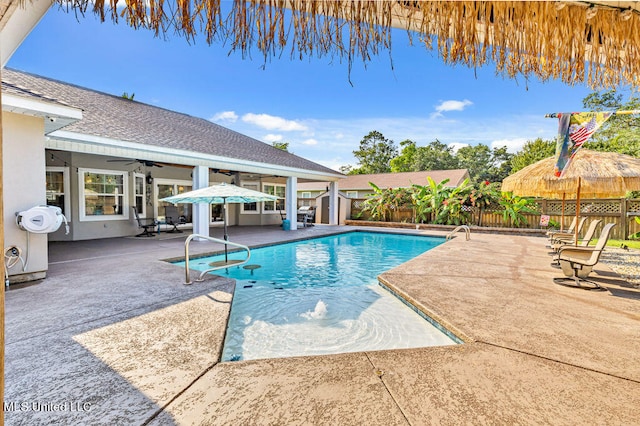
155, 180, 192, 222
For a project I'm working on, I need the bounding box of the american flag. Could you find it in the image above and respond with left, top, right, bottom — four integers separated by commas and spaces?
569, 117, 598, 148
554, 111, 612, 177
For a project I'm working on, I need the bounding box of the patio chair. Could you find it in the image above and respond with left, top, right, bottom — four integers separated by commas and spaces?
547, 217, 586, 245
553, 222, 616, 291
164, 205, 186, 233
132, 206, 157, 237
550, 219, 602, 267
297, 206, 316, 227
546, 216, 577, 236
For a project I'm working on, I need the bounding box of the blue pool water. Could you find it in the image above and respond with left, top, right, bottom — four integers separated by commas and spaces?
181, 231, 459, 361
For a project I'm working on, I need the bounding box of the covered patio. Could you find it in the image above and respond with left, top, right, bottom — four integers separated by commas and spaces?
4, 226, 639, 424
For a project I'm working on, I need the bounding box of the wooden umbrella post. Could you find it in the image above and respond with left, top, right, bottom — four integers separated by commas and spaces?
575, 177, 581, 246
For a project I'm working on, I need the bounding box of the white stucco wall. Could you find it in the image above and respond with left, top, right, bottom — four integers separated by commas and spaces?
2, 111, 48, 281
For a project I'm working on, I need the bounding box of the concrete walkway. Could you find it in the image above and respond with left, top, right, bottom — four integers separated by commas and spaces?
4, 225, 640, 425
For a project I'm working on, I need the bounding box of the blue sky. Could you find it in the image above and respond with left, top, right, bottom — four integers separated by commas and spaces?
9, 5, 599, 171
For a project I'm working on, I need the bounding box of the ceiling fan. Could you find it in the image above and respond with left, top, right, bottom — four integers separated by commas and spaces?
107, 159, 164, 168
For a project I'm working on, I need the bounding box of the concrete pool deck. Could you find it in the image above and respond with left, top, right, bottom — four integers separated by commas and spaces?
5, 225, 640, 425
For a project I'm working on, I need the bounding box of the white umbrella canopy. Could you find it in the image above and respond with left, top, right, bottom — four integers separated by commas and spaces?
161, 182, 280, 260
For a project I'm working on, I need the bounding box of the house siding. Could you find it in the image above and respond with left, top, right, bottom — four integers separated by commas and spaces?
2, 111, 48, 280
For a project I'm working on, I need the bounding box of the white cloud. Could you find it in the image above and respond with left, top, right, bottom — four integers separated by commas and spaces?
448, 142, 469, 153
242, 113, 308, 131
430, 99, 473, 119
211, 111, 238, 123
301, 139, 318, 146
263, 134, 283, 143
491, 138, 528, 153
435, 99, 473, 113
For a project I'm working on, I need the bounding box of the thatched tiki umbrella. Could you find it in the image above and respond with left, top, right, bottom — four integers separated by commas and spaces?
501, 149, 640, 242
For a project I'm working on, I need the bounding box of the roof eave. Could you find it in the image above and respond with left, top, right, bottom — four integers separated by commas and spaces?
2, 93, 83, 132
48, 130, 344, 181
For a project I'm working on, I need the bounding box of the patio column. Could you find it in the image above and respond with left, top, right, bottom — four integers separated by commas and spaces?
192, 165, 209, 237
329, 181, 338, 225
286, 176, 298, 231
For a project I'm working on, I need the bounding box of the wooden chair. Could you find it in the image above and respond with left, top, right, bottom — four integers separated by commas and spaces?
132, 206, 157, 237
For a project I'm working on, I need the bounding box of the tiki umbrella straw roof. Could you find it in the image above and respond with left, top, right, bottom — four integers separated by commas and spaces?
66, 0, 640, 89
501, 149, 640, 199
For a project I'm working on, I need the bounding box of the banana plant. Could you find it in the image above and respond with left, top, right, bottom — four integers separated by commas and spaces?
361, 182, 392, 221
412, 177, 451, 224
441, 178, 474, 225
411, 177, 473, 225
498, 192, 538, 228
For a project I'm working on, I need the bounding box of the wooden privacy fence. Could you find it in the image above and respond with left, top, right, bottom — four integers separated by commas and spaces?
349, 198, 640, 241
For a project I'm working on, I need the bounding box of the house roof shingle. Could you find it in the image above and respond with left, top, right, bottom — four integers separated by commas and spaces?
2, 68, 342, 178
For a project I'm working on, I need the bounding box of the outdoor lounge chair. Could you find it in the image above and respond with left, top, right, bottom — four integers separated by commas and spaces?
547, 216, 587, 245
546, 216, 577, 238
132, 206, 158, 237
164, 205, 186, 233
553, 222, 616, 291
550, 219, 602, 266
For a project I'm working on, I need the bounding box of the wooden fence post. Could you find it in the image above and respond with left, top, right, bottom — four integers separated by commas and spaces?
622, 198, 629, 240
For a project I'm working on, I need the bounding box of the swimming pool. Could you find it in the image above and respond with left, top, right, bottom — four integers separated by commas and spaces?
181, 231, 460, 361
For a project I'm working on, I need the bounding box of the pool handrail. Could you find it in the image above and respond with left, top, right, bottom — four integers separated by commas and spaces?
446, 225, 471, 241
184, 233, 251, 285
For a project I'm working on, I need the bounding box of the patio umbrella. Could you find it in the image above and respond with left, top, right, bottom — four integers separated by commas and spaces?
501, 149, 640, 243
160, 182, 279, 261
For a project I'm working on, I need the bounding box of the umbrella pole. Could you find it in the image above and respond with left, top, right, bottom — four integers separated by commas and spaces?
223, 200, 228, 262
575, 177, 581, 246
560, 193, 566, 231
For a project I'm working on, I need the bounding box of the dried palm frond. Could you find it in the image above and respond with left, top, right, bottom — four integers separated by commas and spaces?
57, 0, 640, 89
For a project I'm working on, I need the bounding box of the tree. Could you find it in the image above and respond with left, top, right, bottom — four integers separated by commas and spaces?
350, 131, 398, 174
272, 141, 290, 152
390, 140, 418, 172
510, 138, 556, 172
121, 92, 135, 100
412, 140, 460, 171
486, 146, 514, 183
339, 164, 354, 175
455, 144, 491, 182
581, 90, 640, 157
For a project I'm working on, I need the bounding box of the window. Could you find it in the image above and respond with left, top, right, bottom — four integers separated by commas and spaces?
46, 167, 70, 220
156, 180, 192, 222
346, 191, 358, 199
241, 182, 259, 214
263, 183, 286, 212
301, 192, 312, 199
133, 173, 146, 217
79, 168, 128, 221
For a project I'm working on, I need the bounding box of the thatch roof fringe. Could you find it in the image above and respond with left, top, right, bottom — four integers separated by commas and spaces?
501, 150, 640, 199
59, 0, 640, 88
